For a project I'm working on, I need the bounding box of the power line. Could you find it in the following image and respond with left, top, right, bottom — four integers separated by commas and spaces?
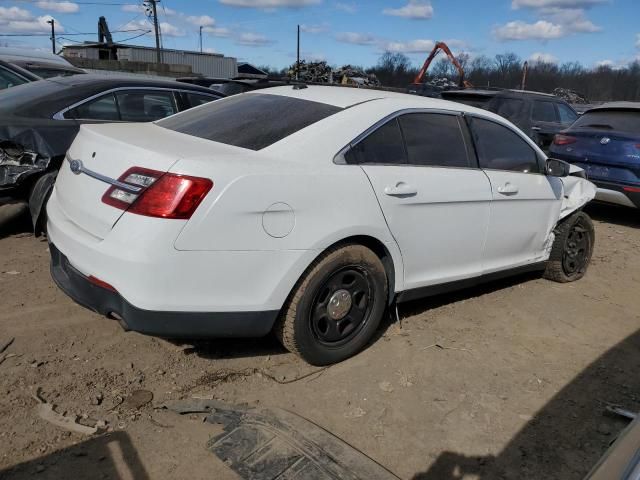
0, 28, 149, 37
0, 0, 134, 4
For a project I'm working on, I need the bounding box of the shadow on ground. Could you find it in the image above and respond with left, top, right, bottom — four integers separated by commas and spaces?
0, 431, 149, 480
586, 203, 639, 229
413, 328, 640, 480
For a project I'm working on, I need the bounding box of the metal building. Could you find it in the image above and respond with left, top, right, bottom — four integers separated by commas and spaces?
63, 43, 238, 78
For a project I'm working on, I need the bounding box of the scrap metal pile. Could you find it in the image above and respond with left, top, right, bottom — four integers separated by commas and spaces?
0, 141, 49, 188
553, 88, 589, 104
288, 61, 380, 86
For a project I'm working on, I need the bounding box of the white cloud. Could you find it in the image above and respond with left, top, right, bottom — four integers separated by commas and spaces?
300, 23, 329, 33
529, 52, 559, 63
203, 26, 230, 37
383, 1, 433, 20
335, 32, 377, 45
381, 39, 435, 53
493, 20, 564, 40
539, 7, 600, 32
186, 15, 215, 27
0, 7, 65, 34
512, 0, 606, 8
595, 59, 614, 67
335, 2, 356, 13
219, 0, 321, 8
35, 1, 79, 14
159, 22, 184, 37
236, 32, 273, 46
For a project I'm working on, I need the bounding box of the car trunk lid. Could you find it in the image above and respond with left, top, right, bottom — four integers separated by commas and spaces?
54, 123, 226, 239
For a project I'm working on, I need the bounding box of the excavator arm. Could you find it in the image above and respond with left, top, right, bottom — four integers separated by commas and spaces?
413, 41, 472, 88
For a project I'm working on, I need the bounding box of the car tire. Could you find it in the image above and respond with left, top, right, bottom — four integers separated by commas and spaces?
275, 244, 388, 366
544, 211, 595, 283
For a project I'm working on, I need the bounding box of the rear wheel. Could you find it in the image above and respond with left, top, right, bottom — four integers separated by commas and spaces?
544, 211, 595, 283
275, 244, 387, 366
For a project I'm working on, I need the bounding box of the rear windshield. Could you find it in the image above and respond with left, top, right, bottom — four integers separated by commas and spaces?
571, 110, 640, 134
157, 93, 342, 150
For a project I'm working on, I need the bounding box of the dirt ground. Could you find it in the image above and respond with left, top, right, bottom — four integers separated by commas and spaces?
0, 203, 639, 480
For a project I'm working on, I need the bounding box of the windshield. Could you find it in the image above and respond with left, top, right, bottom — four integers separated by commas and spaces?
157, 93, 342, 150
571, 110, 640, 134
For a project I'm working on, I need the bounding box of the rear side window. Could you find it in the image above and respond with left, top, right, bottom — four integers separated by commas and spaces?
558, 103, 578, 124
65, 93, 119, 121
116, 90, 177, 121
0, 66, 28, 90
345, 118, 406, 165
532, 101, 558, 122
472, 118, 540, 173
184, 92, 217, 108
398, 113, 469, 168
158, 94, 342, 150
490, 98, 525, 120
572, 110, 640, 134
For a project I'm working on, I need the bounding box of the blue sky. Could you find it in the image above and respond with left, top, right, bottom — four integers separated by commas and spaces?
1, 0, 638, 70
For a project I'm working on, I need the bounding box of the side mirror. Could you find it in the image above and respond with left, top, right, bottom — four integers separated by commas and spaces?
546, 158, 571, 177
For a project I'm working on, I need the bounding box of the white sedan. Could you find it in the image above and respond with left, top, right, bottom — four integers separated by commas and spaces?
47, 86, 596, 365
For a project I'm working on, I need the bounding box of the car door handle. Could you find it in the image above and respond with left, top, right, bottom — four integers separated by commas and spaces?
384, 182, 417, 197
532, 126, 542, 131
497, 182, 519, 195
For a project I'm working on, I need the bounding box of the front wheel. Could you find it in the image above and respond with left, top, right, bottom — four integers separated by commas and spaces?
544, 211, 595, 283
275, 244, 388, 366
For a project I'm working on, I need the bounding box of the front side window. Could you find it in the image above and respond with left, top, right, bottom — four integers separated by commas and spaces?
532, 101, 558, 122
65, 93, 119, 121
345, 118, 407, 165
557, 103, 578, 124
116, 90, 177, 121
471, 117, 540, 174
398, 113, 470, 168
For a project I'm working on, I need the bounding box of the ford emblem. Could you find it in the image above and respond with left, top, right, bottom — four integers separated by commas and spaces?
600, 137, 611, 145
69, 159, 83, 175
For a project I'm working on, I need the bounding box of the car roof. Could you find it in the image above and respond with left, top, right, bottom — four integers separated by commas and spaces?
585, 102, 640, 113
249, 84, 492, 112
0, 47, 74, 66
34, 73, 219, 90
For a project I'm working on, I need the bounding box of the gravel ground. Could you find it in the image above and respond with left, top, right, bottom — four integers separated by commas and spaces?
0, 203, 639, 480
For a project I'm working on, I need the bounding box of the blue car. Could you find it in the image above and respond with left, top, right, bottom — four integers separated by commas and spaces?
549, 102, 640, 210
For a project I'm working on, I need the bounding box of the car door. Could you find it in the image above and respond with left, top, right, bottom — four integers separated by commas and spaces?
468, 116, 563, 273
352, 112, 492, 291
531, 99, 562, 150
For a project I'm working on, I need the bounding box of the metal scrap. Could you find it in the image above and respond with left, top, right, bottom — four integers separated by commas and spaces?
33, 388, 98, 436
288, 61, 380, 86
553, 88, 589, 105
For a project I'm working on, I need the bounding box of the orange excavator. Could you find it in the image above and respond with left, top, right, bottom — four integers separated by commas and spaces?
411, 41, 473, 90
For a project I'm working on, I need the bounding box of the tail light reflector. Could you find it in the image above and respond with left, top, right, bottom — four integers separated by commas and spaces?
101, 167, 213, 219
623, 186, 640, 193
553, 134, 577, 146
88, 275, 117, 292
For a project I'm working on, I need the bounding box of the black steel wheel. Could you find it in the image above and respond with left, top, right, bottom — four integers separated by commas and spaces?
275, 244, 388, 366
544, 211, 595, 283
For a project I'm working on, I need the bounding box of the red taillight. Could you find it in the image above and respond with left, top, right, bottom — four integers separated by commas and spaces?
553, 134, 577, 146
101, 167, 213, 220
88, 275, 117, 292
635, 144, 640, 149
623, 186, 640, 193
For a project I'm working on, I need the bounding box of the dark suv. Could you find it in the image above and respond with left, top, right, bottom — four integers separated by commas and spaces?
442, 89, 579, 150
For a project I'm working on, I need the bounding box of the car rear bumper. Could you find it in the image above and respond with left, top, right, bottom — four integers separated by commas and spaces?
592, 180, 640, 209
50, 242, 278, 338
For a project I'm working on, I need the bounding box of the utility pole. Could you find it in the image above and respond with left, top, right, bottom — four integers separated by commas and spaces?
199, 25, 203, 53
296, 24, 300, 80
148, 0, 161, 64
47, 19, 55, 54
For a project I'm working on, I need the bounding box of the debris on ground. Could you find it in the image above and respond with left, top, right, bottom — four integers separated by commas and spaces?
0, 337, 14, 354
167, 400, 400, 480
553, 88, 589, 104
33, 389, 98, 436
378, 381, 394, 393
122, 390, 153, 411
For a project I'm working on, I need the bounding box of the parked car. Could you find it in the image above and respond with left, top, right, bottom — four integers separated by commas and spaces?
442, 89, 579, 150
585, 414, 640, 480
549, 102, 640, 210
47, 86, 596, 365
0, 74, 223, 232
0, 47, 84, 79
47, 85, 595, 365
177, 77, 292, 96
0, 59, 40, 90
